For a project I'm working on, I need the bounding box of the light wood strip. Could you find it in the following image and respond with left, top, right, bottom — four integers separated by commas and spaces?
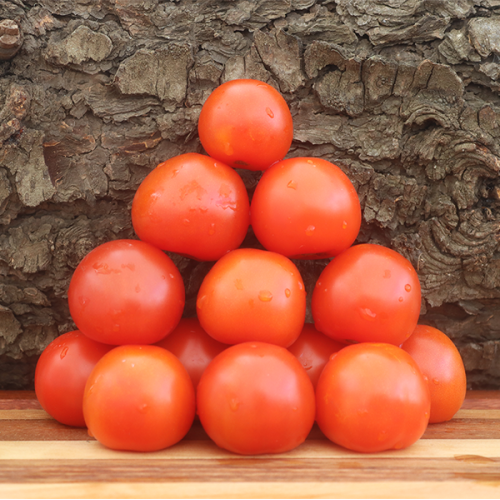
1, 438, 499, 461
0, 409, 52, 420
1, 480, 499, 499
455, 409, 500, 419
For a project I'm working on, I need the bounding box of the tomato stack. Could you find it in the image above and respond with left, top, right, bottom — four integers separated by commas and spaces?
35, 80, 467, 455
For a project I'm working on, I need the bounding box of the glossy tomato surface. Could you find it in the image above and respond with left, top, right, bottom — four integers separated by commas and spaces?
402, 324, 467, 423
198, 79, 293, 171
312, 244, 421, 345
197, 248, 306, 347
35, 331, 112, 427
83, 345, 195, 452
250, 157, 361, 258
155, 317, 229, 392
197, 342, 315, 455
132, 153, 250, 261
287, 323, 346, 388
316, 343, 430, 453
68, 239, 184, 345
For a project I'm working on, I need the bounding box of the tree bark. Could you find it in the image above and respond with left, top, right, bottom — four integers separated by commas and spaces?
1, 0, 499, 389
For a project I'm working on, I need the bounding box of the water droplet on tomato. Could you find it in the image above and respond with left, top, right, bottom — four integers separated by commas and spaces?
183, 218, 190, 225
342, 221, 348, 229
399, 296, 403, 302
197, 295, 207, 310
169, 273, 175, 279
307, 159, 315, 165
60, 346, 68, 359
432, 378, 439, 385
405, 284, 412, 292
259, 290, 273, 302
137, 403, 148, 413
266, 107, 274, 118
287, 180, 297, 189
234, 279, 244, 290
208, 223, 216, 235
298, 281, 304, 291
171, 168, 181, 178
305, 225, 315, 236
285, 288, 291, 298
359, 307, 377, 321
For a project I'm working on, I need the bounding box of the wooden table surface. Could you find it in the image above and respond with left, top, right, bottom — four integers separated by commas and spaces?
0, 390, 499, 499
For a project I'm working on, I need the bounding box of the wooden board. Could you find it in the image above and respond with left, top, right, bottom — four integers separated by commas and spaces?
1, 391, 499, 499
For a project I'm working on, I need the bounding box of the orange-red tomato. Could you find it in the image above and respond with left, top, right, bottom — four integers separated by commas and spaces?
68, 239, 184, 345
316, 343, 431, 453
83, 345, 195, 452
402, 324, 467, 423
35, 331, 112, 427
250, 157, 361, 258
198, 79, 293, 171
131, 153, 250, 261
197, 342, 315, 455
197, 248, 306, 347
287, 323, 346, 388
155, 317, 229, 392
312, 244, 421, 346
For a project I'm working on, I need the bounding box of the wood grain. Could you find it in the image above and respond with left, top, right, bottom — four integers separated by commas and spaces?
0, 391, 499, 499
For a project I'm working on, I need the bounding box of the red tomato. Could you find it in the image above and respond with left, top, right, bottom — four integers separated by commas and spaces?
35, 331, 112, 427
316, 343, 430, 453
197, 342, 315, 455
155, 317, 229, 392
287, 323, 346, 389
131, 153, 250, 261
198, 79, 293, 171
197, 248, 306, 347
83, 345, 195, 452
250, 157, 361, 258
68, 239, 184, 345
312, 244, 421, 345
402, 324, 467, 423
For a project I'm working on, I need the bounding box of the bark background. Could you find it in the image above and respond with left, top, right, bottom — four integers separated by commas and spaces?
1, 0, 499, 389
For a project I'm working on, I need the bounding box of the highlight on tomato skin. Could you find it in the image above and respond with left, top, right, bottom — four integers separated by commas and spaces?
131, 152, 250, 261
287, 323, 346, 389
198, 79, 294, 171
316, 342, 431, 453
35, 330, 113, 427
402, 324, 467, 424
68, 239, 185, 346
250, 157, 362, 259
196, 248, 307, 348
83, 345, 196, 452
197, 342, 316, 455
312, 243, 422, 346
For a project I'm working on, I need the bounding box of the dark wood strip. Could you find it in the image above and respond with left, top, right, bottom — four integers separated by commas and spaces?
422, 418, 500, 440
461, 391, 500, 409
0, 457, 498, 484
0, 420, 92, 441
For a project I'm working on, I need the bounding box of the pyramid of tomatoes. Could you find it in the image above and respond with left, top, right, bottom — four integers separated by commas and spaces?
35, 79, 467, 455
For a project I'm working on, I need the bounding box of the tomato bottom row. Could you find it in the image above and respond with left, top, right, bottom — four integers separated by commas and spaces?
35, 319, 466, 455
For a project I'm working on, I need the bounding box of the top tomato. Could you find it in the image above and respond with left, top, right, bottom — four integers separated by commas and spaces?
198, 79, 293, 171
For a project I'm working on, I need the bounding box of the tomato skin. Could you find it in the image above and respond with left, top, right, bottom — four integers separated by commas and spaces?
198, 79, 293, 171
402, 325, 467, 423
68, 239, 184, 345
197, 248, 306, 347
155, 317, 229, 392
316, 343, 431, 453
250, 157, 361, 259
312, 244, 421, 345
34, 331, 113, 427
197, 342, 315, 455
83, 345, 195, 452
131, 153, 250, 261
287, 323, 346, 389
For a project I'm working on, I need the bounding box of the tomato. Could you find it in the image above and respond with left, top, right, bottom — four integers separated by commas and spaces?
316, 343, 430, 453
197, 342, 315, 455
34, 331, 112, 427
68, 239, 184, 345
131, 153, 250, 261
402, 324, 467, 423
287, 323, 346, 389
198, 79, 293, 171
312, 243, 421, 345
83, 345, 195, 452
250, 157, 361, 258
155, 317, 229, 393
197, 248, 306, 347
